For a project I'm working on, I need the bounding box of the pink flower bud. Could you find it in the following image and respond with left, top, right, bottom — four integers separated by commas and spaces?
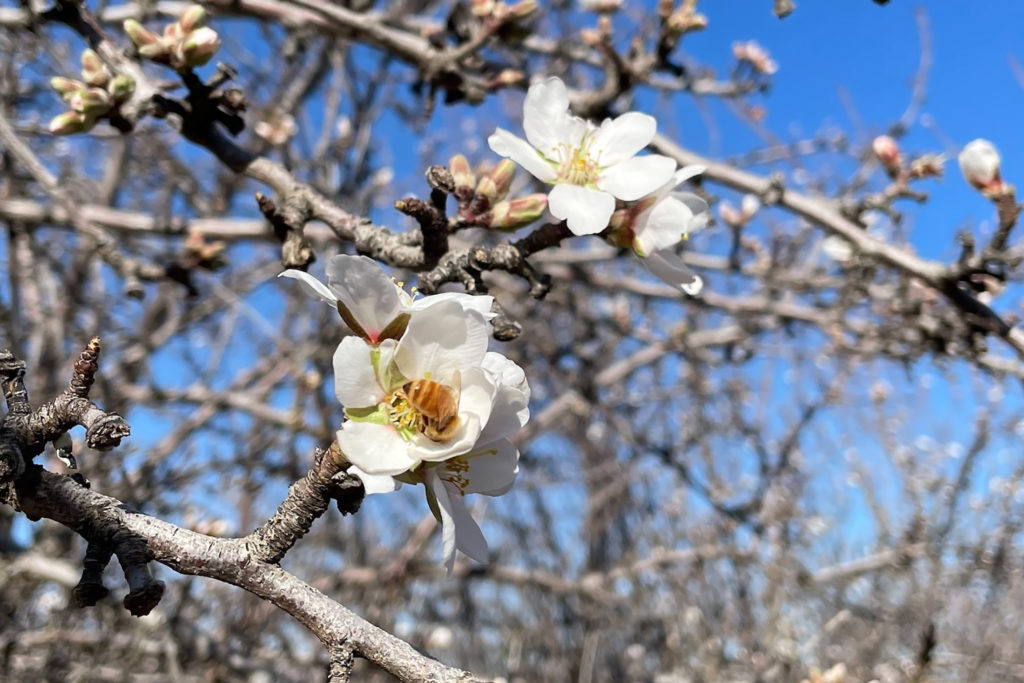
449, 154, 476, 190
488, 193, 548, 230
872, 135, 902, 174
179, 27, 221, 68
471, 0, 496, 17
476, 159, 517, 201
718, 201, 742, 226
959, 139, 1006, 196
48, 110, 95, 135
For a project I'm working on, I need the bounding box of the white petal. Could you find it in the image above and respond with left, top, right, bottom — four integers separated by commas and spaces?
675, 192, 710, 233
278, 269, 337, 304
597, 155, 677, 201
547, 184, 615, 235
645, 250, 703, 295
459, 439, 520, 496
522, 77, 573, 152
347, 465, 400, 495
428, 471, 489, 572
409, 411, 483, 464
478, 355, 530, 444
590, 112, 657, 166
409, 292, 496, 320
333, 336, 387, 407
634, 196, 695, 256
325, 255, 404, 343
394, 300, 489, 382
337, 422, 418, 476
488, 128, 558, 182
672, 164, 706, 185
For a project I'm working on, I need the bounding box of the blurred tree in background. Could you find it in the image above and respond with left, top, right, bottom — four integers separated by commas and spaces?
2, 1, 1024, 681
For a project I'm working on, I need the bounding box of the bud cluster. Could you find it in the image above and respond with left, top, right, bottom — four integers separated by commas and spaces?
124, 5, 221, 72
448, 154, 547, 231
732, 40, 778, 76
48, 49, 136, 135
718, 194, 760, 228
660, 0, 708, 35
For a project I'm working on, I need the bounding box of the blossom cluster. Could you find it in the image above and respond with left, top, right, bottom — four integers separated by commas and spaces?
487, 77, 709, 294
124, 5, 221, 72
282, 256, 530, 571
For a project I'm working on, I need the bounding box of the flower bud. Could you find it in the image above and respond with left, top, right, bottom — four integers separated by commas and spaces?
959, 139, 1007, 196
48, 110, 95, 135
69, 87, 112, 117
475, 159, 517, 201
872, 134, 902, 175
471, 0, 497, 17
178, 27, 221, 68
491, 68, 525, 87
718, 201, 742, 226
50, 76, 86, 99
505, 0, 538, 20
449, 154, 476, 190
138, 39, 172, 60
107, 74, 136, 103
178, 4, 207, 33
80, 49, 110, 87
740, 194, 760, 219
124, 18, 160, 47
488, 193, 548, 230
908, 153, 944, 180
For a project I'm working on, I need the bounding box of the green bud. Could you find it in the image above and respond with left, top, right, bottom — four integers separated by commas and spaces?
69, 87, 112, 117
476, 159, 517, 201
50, 77, 86, 99
449, 154, 476, 189
124, 18, 159, 46
108, 74, 136, 103
80, 49, 109, 87
178, 4, 207, 32
138, 39, 172, 60
48, 110, 95, 135
488, 193, 548, 230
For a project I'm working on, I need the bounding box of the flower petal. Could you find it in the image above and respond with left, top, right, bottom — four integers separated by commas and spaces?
347, 465, 400, 495
337, 421, 419, 476
488, 128, 558, 183
547, 184, 615, 235
325, 255, 404, 343
634, 196, 695, 257
428, 471, 489, 572
522, 77, 573, 152
591, 112, 657, 166
478, 354, 530, 444
458, 439, 520, 496
645, 249, 703, 295
672, 164, 706, 185
278, 269, 337, 304
409, 292, 496, 320
597, 155, 677, 201
333, 336, 388, 407
394, 300, 489, 382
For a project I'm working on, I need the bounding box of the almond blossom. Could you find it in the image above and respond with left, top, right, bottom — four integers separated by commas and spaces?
333, 302, 529, 477
279, 254, 494, 344
488, 77, 676, 235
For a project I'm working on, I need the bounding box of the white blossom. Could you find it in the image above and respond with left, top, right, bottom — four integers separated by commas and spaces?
488, 77, 676, 236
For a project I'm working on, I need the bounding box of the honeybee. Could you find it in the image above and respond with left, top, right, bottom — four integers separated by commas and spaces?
398, 374, 461, 442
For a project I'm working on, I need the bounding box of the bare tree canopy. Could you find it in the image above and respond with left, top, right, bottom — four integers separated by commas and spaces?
2, 1, 1024, 681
